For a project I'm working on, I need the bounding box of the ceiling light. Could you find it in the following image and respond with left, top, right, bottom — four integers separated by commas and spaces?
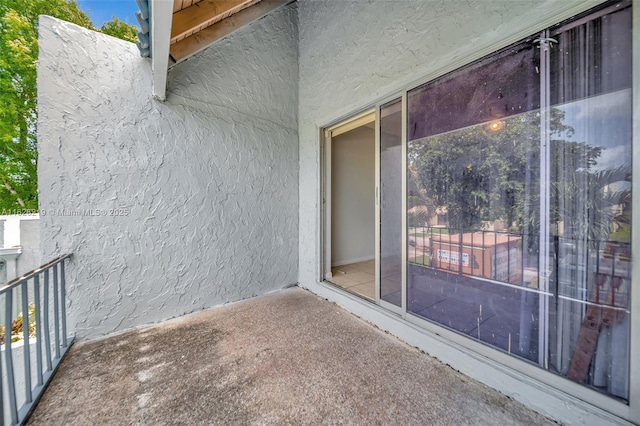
488, 120, 503, 132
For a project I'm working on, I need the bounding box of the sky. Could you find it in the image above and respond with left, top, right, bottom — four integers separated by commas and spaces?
76, 0, 140, 28
559, 88, 632, 172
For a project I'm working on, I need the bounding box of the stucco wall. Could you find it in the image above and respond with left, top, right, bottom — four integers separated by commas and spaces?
37, 5, 298, 340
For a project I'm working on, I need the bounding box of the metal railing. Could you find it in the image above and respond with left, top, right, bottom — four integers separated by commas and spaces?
0, 254, 73, 426
408, 227, 527, 284
409, 227, 631, 303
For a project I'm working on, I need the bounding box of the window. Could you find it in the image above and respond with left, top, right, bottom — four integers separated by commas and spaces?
406, 1, 632, 400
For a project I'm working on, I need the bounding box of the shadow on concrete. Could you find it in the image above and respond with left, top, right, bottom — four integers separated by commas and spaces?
28, 287, 554, 425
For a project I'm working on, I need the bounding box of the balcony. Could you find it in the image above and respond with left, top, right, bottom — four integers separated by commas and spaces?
25, 287, 552, 425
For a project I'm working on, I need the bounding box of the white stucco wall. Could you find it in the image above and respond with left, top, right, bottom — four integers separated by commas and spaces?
37, 5, 298, 340
297, 0, 632, 424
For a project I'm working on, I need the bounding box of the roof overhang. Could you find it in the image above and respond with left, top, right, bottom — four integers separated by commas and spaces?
140, 0, 292, 101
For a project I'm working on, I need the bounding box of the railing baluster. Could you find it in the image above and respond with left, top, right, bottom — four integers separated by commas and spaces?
507, 232, 511, 283
60, 260, 67, 348
53, 265, 60, 359
458, 228, 463, 276
482, 230, 485, 278
595, 240, 601, 276
0, 254, 73, 426
21, 280, 32, 404
43, 269, 52, 372
423, 228, 426, 266
521, 234, 525, 286
471, 232, 475, 275
34, 274, 43, 386
4, 287, 18, 425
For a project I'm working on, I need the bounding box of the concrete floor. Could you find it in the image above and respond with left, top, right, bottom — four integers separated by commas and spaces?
28, 287, 555, 425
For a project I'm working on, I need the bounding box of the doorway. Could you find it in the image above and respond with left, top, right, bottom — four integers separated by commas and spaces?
322, 99, 405, 311
324, 112, 376, 300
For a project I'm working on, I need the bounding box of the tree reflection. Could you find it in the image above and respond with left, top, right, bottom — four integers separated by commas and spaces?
408, 108, 631, 246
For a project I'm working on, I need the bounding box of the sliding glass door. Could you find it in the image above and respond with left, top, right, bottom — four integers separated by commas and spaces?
318, 0, 634, 417
407, 35, 542, 361
379, 99, 403, 308
547, 4, 632, 398
405, 2, 632, 400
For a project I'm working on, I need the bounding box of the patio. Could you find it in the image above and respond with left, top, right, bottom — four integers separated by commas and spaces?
27, 287, 553, 425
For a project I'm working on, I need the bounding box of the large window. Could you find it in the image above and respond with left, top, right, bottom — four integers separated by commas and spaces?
406, 1, 632, 400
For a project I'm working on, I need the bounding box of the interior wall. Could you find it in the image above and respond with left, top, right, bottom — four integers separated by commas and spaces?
37, 4, 299, 340
331, 126, 375, 266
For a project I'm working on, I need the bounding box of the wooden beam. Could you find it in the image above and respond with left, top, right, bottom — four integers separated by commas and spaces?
151, 0, 174, 101
170, 0, 290, 64
170, 0, 260, 43
173, 1, 203, 16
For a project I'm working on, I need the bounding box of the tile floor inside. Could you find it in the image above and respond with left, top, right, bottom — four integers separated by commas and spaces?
328, 260, 375, 300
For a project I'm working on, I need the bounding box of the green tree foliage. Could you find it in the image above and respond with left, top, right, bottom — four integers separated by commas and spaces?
409, 111, 546, 230
0, 303, 36, 344
0, 0, 137, 210
408, 109, 618, 237
100, 17, 137, 43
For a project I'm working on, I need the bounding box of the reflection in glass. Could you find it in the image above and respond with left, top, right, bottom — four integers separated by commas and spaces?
548, 3, 632, 398
406, 2, 631, 400
380, 99, 402, 306
549, 89, 632, 398
408, 109, 542, 362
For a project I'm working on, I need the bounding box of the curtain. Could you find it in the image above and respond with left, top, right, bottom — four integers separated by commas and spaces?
549, 3, 632, 399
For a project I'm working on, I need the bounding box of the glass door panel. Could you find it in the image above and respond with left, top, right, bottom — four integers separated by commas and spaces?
547, 4, 632, 399
380, 99, 403, 306
405, 1, 632, 400
407, 36, 542, 362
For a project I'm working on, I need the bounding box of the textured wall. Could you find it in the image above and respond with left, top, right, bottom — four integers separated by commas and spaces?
37, 5, 298, 340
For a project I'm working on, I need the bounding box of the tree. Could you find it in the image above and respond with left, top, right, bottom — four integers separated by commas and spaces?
409, 111, 544, 231
100, 17, 137, 43
408, 109, 606, 232
0, 8, 39, 209
0, 1, 136, 211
